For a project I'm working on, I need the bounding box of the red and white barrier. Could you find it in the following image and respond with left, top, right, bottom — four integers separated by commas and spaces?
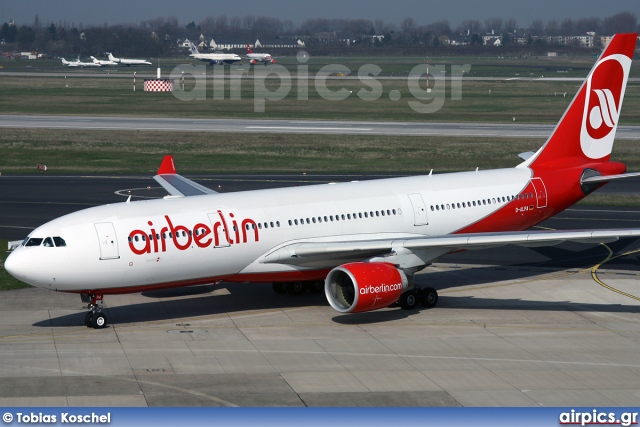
144, 79, 174, 92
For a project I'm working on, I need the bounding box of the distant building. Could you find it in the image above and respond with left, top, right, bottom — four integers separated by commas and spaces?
449, 34, 469, 46
600, 35, 613, 48
482, 36, 502, 46
362, 35, 385, 43
315, 32, 338, 43
546, 35, 594, 47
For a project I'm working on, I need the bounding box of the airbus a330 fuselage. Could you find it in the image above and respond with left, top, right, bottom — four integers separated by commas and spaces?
6, 33, 640, 329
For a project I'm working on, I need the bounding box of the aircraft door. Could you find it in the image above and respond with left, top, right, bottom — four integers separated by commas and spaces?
530, 178, 548, 208
407, 193, 428, 226
207, 212, 231, 247
94, 222, 120, 260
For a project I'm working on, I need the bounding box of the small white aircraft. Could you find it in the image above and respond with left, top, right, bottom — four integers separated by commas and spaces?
61, 57, 101, 68
60, 58, 81, 67
7, 33, 640, 329
90, 56, 118, 66
107, 53, 151, 66
246, 43, 276, 65
188, 42, 242, 65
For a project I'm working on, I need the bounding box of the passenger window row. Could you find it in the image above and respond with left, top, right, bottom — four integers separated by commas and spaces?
430, 192, 534, 212
288, 208, 399, 226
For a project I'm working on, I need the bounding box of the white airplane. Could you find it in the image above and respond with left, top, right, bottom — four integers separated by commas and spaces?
61, 57, 101, 68
107, 53, 152, 66
7, 33, 640, 329
188, 42, 242, 65
90, 56, 118, 66
60, 58, 81, 67
246, 43, 276, 65
79, 60, 102, 68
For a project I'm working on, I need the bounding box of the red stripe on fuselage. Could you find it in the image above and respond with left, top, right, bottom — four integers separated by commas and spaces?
456, 162, 626, 235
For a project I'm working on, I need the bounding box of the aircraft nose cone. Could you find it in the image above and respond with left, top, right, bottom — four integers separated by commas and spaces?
4, 250, 29, 281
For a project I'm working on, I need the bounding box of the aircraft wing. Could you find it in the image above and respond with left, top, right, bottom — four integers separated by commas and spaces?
153, 155, 217, 197
263, 228, 640, 266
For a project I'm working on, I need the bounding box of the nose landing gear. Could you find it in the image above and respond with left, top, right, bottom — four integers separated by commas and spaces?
81, 293, 108, 329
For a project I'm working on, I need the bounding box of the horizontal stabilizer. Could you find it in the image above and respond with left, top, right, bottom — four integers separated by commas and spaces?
581, 171, 640, 184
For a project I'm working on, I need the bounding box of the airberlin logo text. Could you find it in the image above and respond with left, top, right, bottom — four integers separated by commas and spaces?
359, 283, 403, 295
127, 211, 259, 255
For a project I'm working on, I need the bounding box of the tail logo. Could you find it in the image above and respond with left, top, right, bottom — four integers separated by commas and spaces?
589, 89, 618, 132
580, 54, 631, 159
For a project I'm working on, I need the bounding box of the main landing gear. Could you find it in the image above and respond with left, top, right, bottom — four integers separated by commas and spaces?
80, 293, 108, 329
272, 280, 324, 296
398, 287, 438, 310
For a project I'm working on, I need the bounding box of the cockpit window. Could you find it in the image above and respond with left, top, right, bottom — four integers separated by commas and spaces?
25, 238, 43, 247
23, 236, 67, 247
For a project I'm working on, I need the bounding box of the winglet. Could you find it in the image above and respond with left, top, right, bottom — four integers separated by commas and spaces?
157, 155, 176, 175
153, 155, 217, 197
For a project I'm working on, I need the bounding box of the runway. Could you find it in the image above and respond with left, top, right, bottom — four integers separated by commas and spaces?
1, 178, 640, 407
2, 114, 640, 139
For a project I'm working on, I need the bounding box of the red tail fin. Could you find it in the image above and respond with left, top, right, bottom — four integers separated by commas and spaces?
247, 43, 253, 54
524, 33, 636, 170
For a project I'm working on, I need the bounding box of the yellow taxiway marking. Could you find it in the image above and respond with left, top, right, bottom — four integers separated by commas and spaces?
591, 244, 640, 301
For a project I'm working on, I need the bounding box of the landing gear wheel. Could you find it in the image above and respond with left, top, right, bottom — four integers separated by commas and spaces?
91, 313, 108, 329
288, 281, 305, 295
399, 291, 418, 310
84, 312, 93, 328
420, 287, 438, 308
272, 282, 288, 294
307, 280, 324, 294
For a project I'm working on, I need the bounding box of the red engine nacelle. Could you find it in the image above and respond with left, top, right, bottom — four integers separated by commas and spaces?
270, 59, 276, 64
324, 262, 408, 313
250, 59, 257, 64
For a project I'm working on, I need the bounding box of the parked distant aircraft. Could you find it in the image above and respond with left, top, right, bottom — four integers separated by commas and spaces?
188, 42, 242, 65
90, 56, 118, 66
7, 33, 640, 329
60, 58, 81, 67
61, 57, 101, 68
246, 44, 276, 65
107, 53, 152, 66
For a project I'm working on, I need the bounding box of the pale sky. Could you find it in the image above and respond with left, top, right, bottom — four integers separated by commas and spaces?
1, 0, 638, 28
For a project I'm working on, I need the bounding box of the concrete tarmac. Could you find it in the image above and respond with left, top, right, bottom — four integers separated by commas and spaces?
1, 174, 640, 406
1, 259, 639, 407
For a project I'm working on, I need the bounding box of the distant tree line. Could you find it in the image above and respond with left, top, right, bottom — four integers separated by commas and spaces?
0, 11, 637, 57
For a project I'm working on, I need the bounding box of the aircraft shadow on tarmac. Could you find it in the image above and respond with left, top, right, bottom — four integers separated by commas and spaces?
34, 256, 640, 328
442, 238, 640, 271
30, 237, 640, 328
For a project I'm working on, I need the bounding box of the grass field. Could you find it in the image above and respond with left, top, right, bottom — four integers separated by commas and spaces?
0, 240, 30, 291
1, 128, 640, 174
1, 74, 639, 124
2, 54, 640, 124
3, 52, 640, 78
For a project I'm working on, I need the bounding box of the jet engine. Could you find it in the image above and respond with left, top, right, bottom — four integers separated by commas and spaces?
325, 262, 409, 313
250, 59, 257, 65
